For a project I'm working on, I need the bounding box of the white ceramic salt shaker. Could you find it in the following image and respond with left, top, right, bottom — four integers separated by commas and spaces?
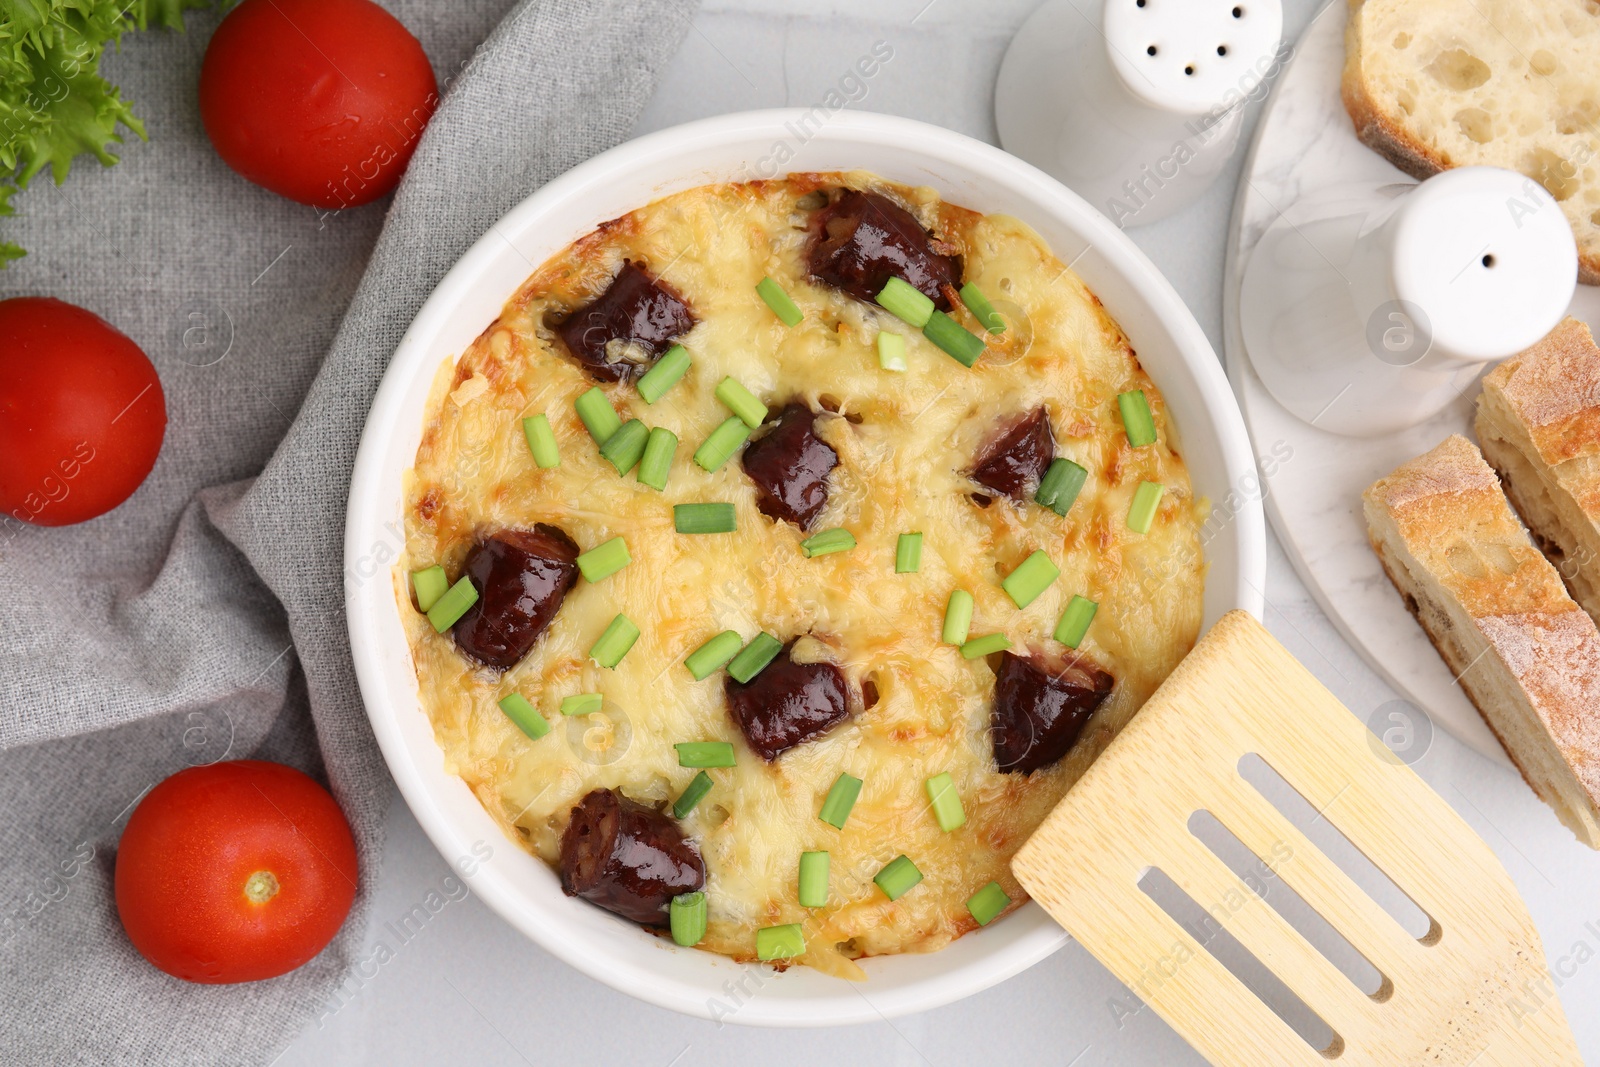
1240, 166, 1578, 437
995, 0, 1284, 228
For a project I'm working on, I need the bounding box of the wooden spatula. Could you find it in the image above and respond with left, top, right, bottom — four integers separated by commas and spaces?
1012, 610, 1580, 1066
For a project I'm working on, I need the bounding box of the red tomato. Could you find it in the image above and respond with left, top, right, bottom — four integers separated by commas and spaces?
0, 297, 166, 527
198, 0, 438, 209
115, 760, 360, 984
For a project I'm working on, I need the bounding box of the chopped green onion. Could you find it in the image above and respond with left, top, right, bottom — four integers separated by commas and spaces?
1128, 481, 1165, 534
1054, 595, 1099, 649
673, 771, 714, 819
497, 693, 549, 739
670, 892, 707, 947
959, 283, 1007, 334
600, 419, 649, 475
1002, 550, 1060, 609
426, 576, 478, 632
727, 632, 782, 683
674, 502, 737, 534
818, 772, 862, 829
676, 741, 736, 768
798, 851, 830, 908
522, 414, 560, 468
895, 532, 923, 574
756, 923, 805, 961
876, 276, 935, 328
961, 633, 1012, 659
715, 377, 768, 428
877, 330, 907, 372
874, 855, 923, 901
636, 427, 678, 491
1035, 458, 1088, 517
800, 528, 856, 558
576, 536, 631, 583
560, 693, 603, 716
575, 387, 621, 445
685, 630, 742, 680
694, 416, 752, 472
923, 310, 986, 367
925, 772, 966, 832
942, 589, 974, 645
411, 566, 448, 612
589, 614, 640, 668
637, 344, 691, 404
966, 881, 1012, 926
1118, 390, 1158, 447
757, 276, 804, 327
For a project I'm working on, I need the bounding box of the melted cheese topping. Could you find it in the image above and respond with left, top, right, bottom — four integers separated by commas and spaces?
399, 172, 1205, 977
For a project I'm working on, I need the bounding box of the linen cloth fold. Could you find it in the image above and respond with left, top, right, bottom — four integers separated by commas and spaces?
0, 0, 697, 1062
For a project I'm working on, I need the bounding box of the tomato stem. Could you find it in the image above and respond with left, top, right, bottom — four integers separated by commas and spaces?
243, 870, 280, 904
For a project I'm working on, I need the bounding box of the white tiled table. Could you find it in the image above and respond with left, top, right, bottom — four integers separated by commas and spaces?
280, 2, 1600, 1062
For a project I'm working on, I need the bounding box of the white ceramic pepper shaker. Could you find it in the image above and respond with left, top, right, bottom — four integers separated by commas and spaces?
995, 0, 1284, 228
1240, 166, 1578, 437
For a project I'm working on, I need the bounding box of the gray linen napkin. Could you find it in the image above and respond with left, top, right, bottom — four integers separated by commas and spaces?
0, 0, 697, 1062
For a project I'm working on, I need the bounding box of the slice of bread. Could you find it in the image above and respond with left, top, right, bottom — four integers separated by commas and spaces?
1477, 317, 1600, 621
1343, 0, 1600, 283
1364, 434, 1600, 847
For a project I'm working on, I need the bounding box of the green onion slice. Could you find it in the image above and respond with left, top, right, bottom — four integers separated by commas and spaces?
576, 536, 631, 583
800, 527, 856, 558
715, 377, 768, 428
636, 426, 678, 491
1035, 458, 1088, 517
1002, 550, 1060, 609
895, 532, 923, 574
875, 276, 935, 328
674, 502, 737, 534
675, 741, 736, 768
727, 632, 782, 684
1054, 595, 1099, 649
959, 283, 1007, 334
966, 881, 1012, 926
694, 416, 753, 472
757, 276, 804, 327
923, 309, 986, 367
411, 565, 448, 612
798, 851, 830, 908
1128, 480, 1165, 534
942, 589, 974, 645
960, 633, 1011, 659
637, 344, 691, 404
1118, 389, 1157, 447
673, 771, 714, 819
426, 576, 478, 633
874, 855, 923, 901
497, 693, 549, 740
589, 614, 640, 668
670, 892, 708, 947
925, 772, 966, 832
877, 330, 907, 372
599, 419, 649, 475
575, 387, 622, 445
560, 693, 603, 716
522, 414, 560, 469
818, 772, 863, 829
756, 923, 805, 961
685, 630, 742, 680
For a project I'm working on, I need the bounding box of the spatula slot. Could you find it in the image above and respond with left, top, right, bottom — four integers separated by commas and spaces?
1237, 754, 1436, 943
1137, 866, 1345, 1057
1188, 810, 1389, 1000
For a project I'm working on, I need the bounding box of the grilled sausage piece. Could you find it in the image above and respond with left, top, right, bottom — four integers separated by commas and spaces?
559, 788, 705, 927
452, 525, 580, 670
740, 404, 838, 530
991, 652, 1115, 774
971, 407, 1055, 501
807, 189, 961, 309
725, 644, 850, 761
555, 261, 695, 382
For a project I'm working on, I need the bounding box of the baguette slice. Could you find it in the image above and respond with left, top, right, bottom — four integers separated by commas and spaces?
1477, 317, 1600, 622
1343, 0, 1600, 283
1364, 434, 1600, 847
